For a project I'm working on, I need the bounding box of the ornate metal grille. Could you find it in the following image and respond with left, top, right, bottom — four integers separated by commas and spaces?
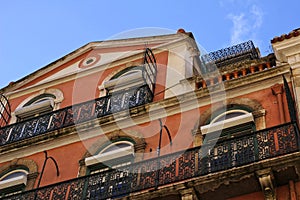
143, 48, 157, 93
0, 48, 157, 146
0, 94, 11, 128
1, 123, 298, 200
0, 85, 153, 146
200, 41, 259, 71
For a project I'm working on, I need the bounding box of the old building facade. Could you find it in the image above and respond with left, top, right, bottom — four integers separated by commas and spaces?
0, 28, 299, 200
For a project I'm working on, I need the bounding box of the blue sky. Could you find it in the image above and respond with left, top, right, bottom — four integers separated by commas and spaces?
0, 0, 299, 89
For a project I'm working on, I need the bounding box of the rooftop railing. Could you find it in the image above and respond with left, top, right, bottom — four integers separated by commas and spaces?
200, 41, 260, 73
1, 122, 299, 200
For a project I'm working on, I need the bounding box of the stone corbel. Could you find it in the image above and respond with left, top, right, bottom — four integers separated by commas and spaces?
256, 169, 276, 200
179, 187, 199, 200
191, 128, 203, 147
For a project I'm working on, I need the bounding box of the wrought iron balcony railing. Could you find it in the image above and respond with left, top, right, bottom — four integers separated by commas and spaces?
1, 122, 299, 200
200, 41, 260, 73
0, 85, 153, 146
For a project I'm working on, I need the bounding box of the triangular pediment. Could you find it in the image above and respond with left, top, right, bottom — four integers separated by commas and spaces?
2, 32, 192, 94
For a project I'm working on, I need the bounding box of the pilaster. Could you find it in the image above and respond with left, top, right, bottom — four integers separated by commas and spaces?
272, 33, 300, 124
271, 84, 285, 123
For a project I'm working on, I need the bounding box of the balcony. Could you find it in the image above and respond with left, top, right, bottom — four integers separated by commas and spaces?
200, 41, 260, 73
0, 84, 153, 146
1, 122, 299, 200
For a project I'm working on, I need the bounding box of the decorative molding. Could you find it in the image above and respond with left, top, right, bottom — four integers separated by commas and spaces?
0, 158, 38, 191
78, 129, 146, 176
196, 97, 264, 131
179, 187, 199, 200
10, 88, 64, 124
271, 83, 283, 95
256, 168, 276, 200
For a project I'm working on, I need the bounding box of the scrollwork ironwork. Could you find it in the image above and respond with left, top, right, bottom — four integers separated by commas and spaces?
1, 123, 298, 200
201, 40, 259, 69
0, 85, 153, 146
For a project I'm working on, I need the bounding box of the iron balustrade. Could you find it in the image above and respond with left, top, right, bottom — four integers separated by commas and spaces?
200, 41, 260, 72
1, 122, 299, 200
0, 85, 153, 146
0, 94, 11, 128
143, 48, 157, 93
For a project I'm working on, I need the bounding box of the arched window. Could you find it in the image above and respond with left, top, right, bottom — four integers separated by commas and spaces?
201, 108, 256, 143
110, 66, 143, 80
0, 169, 28, 197
84, 141, 135, 174
103, 66, 145, 94
14, 94, 56, 122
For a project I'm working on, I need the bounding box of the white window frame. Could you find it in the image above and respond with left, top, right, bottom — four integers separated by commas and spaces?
85, 144, 135, 167
14, 99, 54, 119
0, 170, 28, 192
201, 111, 254, 135
103, 70, 144, 93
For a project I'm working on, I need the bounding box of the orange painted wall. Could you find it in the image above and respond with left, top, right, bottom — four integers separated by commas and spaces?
19, 44, 161, 89
25, 143, 87, 187
2, 38, 297, 196
8, 50, 169, 123
296, 181, 300, 200
227, 85, 287, 128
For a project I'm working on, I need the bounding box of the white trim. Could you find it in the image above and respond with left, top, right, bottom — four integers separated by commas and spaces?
99, 141, 134, 154
103, 70, 144, 93
0, 172, 27, 191
14, 99, 54, 119
201, 113, 254, 135
85, 146, 134, 167
211, 109, 249, 123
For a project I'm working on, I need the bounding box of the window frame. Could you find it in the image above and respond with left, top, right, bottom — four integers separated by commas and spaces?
85, 141, 135, 174
0, 169, 28, 196
103, 67, 145, 94
14, 94, 55, 122
201, 109, 256, 143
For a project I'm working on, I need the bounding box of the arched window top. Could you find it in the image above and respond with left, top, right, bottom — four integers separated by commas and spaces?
23, 93, 56, 107
0, 170, 28, 181
201, 107, 255, 136
110, 66, 143, 80
84, 141, 135, 173
0, 169, 28, 195
15, 94, 55, 122
99, 141, 134, 154
103, 66, 145, 94
211, 109, 250, 123
12, 88, 64, 123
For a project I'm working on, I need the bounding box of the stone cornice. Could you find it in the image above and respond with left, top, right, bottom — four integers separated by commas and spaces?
272, 31, 300, 64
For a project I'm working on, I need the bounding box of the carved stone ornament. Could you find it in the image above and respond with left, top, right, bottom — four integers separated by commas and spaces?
256, 169, 276, 200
